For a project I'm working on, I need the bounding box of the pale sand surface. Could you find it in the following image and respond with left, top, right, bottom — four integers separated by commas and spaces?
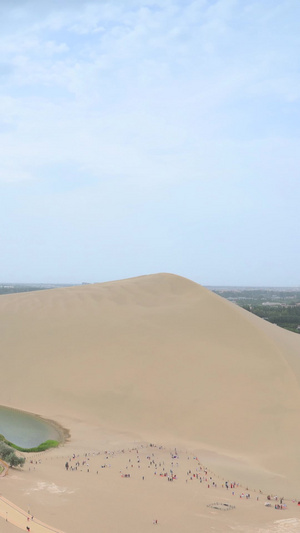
0, 273, 300, 532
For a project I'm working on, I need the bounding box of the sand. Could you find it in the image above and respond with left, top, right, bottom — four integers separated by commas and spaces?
0, 273, 300, 532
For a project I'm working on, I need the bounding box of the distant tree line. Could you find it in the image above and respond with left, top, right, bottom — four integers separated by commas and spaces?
213, 288, 300, 334
216, 289, 300, 300
0, 283, 73, 296
242, 304, 300, 333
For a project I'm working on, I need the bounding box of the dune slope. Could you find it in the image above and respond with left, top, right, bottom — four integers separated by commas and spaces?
0, 273, 300, 494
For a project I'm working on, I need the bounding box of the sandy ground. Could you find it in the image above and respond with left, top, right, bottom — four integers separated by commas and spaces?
0, 436, 300, 533
0, 273, 300, 532
1, 437, 300, 533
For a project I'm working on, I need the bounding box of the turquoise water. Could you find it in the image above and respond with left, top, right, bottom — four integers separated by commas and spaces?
0, 406, 61, 448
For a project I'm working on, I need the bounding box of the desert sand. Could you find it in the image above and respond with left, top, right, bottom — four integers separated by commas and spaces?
0, 273, 300, 532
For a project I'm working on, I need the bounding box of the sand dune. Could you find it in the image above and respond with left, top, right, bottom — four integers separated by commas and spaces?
0, 273, 300, 532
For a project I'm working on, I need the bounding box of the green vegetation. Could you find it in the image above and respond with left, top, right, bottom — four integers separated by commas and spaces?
14, 439, 60, 453
0, 440, 25, 468
242, 304, 300, 333
0, 435, 59, 453
211, 287, 300, 334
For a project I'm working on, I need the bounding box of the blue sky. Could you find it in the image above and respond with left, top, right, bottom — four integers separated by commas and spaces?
0, 0, 299, 285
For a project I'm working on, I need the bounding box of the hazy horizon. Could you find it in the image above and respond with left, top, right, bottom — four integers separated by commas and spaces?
0, 277, 300, 289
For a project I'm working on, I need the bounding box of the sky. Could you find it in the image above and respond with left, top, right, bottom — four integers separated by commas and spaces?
0, 0, 299, 286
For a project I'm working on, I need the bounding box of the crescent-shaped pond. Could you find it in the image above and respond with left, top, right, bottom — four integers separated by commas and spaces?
0, 406, 62, 449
